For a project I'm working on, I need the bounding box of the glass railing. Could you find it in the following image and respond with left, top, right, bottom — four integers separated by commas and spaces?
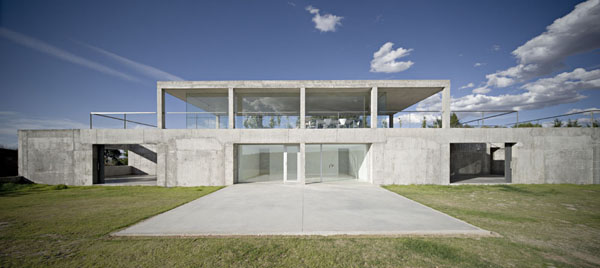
305, 113, 370, 129
235, 113, 300, 129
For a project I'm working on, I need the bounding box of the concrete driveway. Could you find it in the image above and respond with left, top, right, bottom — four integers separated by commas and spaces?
115, 182, 491, 236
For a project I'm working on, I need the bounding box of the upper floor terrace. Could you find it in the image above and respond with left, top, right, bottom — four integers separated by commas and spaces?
155, 80, 452, 129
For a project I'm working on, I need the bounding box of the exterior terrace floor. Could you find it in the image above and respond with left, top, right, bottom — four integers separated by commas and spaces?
114, 182, 492, 236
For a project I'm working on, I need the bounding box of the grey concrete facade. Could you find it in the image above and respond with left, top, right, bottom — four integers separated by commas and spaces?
16, 80, 600, 186
18, 128, 600, 186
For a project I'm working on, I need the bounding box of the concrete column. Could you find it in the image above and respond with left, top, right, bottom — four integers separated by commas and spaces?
228, 87, 234, 129
300, 87, 306, 129
157, 86, 165, 129
442, 85, 451, 129
388, 114, 394, 128
371, 87, 378, 128
299, 142, 306, 184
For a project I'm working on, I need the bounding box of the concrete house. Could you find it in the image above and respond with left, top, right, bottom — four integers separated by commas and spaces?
18, 80, 600, 186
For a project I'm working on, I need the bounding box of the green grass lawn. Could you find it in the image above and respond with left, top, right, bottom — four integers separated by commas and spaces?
0, 183, 599, 267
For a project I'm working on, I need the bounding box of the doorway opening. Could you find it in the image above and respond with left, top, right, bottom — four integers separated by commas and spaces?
305, 144, 370, 184
235, 144, 299, 183
92, 144, 157, 186
449, 142, 515, 184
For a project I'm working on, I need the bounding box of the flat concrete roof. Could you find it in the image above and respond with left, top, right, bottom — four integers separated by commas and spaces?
161, 80, 449, 114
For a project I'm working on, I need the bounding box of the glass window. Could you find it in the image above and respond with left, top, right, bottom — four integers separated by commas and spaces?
235, 92, 300, 129
237, 144, 299, 183
186, 93, 228, 129
306, 92, 371, 128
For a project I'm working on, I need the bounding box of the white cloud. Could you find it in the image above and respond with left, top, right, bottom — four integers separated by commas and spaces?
288, 1, 296, 7
0, 112, 87, 148
305, 6, 343, 32
0, 27, 142, 83
472, 87, 491, 94
418, 68, 600, 112
492, 45, 500, 51
459, 83, 475, 89
567, 107, 600, 114
474, 62, 484, 67
370, 42, 414, 73
485, 0, 600, 88
79, 42, 184, 81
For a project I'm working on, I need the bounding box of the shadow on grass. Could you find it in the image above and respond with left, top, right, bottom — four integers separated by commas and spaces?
0, 183, 68, 197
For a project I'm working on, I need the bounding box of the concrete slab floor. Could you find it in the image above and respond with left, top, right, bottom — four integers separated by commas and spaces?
102, 175, 157, 186
451, 175, 508, 185
114, 183, 492, 236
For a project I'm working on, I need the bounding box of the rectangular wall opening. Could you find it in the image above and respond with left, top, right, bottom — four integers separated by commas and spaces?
236, 144, 299, 183
306, 144, 370, 183
93, 144, 157, 186
449, 142, 514, 184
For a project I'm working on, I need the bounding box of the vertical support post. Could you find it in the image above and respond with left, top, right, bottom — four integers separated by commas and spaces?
591, 112, 595, 127
299, 143, 305, 184
300, 87, 306, 129
481, 112, 484, 127
89, 114, 93, 129
442, 84, 451, 129
157, 85, 165, 129
228, 87, 234, 129
371, 86, 378, 128
124, 114, 127, 129
388, 114, 394, 128
516, 111, 519, 127
283, 151, 288, 183
215, 114, 220, 129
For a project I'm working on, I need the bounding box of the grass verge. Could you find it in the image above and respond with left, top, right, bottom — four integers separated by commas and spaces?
0, 183, 598, 267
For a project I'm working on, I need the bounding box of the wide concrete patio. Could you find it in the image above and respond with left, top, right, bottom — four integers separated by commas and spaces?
115, 182, 492, 236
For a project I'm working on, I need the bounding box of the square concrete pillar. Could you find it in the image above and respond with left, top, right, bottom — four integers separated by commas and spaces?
157, 85, 165, 129
299, 142, 306, 184
442, 85, 451, 129
370, 87, 378, 128
300, 87, 305, 129
228, 87, 234, 129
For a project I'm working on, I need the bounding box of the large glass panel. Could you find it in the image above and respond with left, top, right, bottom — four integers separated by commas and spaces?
305, 144, 322, 183
306, 92, 370, 128
236, 144, 299, 183
305, 144, 370, 183
235, 92, 300, 129
186, 93, 228, 129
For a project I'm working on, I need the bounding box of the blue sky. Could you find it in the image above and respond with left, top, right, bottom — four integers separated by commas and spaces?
1, 0, 599, 146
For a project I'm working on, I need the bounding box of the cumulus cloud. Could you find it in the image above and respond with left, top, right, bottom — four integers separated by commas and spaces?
474, 62, 484, 67
492, 45, 500, 51
419, 68, 600, 112
0, 111, 87, 148
305, 6, 343, 32
0, 27, 142, 83
370, 42, 414, 73
472, 87, 491, 94
460, 83, 475, 89
484, 0, 600, 88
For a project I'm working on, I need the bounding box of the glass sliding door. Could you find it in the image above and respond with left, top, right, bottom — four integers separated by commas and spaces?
305, 144, 370, 183
236, 144, 299, 183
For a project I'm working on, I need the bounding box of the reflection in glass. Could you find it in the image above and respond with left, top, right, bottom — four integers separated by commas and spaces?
237, 144, 299, 183
305, 144, 369, 183
186, 93, 228, 129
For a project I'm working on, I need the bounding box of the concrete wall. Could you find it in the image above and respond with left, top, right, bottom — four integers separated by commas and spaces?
104, 165, 132, 177
18, 128, 600, 186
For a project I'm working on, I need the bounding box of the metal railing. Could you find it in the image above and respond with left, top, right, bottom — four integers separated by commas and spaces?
505, 109, 599, 127
90, 112, 156, 129
95, 109, 585, 129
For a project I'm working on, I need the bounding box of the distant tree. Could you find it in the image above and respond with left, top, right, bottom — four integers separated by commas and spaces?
450, 112, 461, 128
397, 118, 402, 128
429, 118, 442, 128
243, 115, 263, 128
553, 118, 563, 127
566, 119, 581, 127
104, 149, 123, 166
514, 122, 542, 128
421, 116, 427, 128
588, 120, 599, 128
